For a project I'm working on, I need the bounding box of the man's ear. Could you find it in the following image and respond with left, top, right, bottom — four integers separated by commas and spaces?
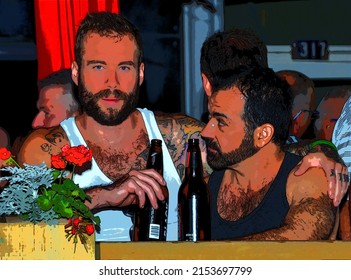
254, 123, 274, 148
139, 62, 145, 86
201, 73, 212, 97
71, 62, 79, 86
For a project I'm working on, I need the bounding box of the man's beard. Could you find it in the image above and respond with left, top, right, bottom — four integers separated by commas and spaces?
77, 77, 139, 126
203, 131, 259, 170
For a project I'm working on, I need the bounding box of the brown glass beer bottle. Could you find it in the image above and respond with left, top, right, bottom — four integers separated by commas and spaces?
132, 139, 169, 241
178, 138, 211, 241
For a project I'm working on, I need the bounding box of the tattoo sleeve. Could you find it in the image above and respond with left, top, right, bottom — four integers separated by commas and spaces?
284, 139, 344, 164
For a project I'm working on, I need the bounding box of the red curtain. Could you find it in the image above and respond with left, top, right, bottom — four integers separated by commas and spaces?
34, 0, 120, 81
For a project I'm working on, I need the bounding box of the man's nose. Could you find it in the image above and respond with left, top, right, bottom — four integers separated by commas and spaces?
32, 112, 44, 129
200, 121, 215, 138
105, 70, 119, 89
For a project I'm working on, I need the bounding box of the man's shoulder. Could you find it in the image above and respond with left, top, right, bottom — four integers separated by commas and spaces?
154, 111, 205, 128
17, 126, 69, 166
152, 111, 206, 173
24, 126, 66, 141
154, 111, 205, 143
287, 165, 328, 201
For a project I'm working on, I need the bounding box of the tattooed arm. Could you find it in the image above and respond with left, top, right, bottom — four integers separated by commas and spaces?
241, 167, 337, 240
17, 127, 69, 167
17, 127, 166, 211
155, 112, 213, 182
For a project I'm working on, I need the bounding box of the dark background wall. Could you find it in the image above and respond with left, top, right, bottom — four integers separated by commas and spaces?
225, 0, 351, 45
225, 0, 351, 104
0, 0, 37, 144
119, 0, 182, 114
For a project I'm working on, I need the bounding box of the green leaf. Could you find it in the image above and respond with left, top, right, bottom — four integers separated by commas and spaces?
53, 202, 73, 218
63, 179, 79, 191
94, 216, 101, 226
51, 170, 61, 181
36, 196, 53, 211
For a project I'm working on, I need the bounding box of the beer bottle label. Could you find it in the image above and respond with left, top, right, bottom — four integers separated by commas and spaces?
149, 224, 161, 239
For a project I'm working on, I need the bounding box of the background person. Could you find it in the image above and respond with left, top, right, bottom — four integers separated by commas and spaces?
32, 68, 81, 129
11, 68, 81, 157
332, 95, 351, 240
314, 86, 351, 141
200, 27, 268, 98
276, 70, 317, 143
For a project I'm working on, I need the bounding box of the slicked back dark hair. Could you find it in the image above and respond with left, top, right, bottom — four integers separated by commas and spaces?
74, 11, 144, 68
200, 28, 268, 87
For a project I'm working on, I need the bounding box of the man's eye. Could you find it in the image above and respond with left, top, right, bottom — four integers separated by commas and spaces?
93, 65, 104, 70
217, 119, 226, 127
120, 65, 131, 71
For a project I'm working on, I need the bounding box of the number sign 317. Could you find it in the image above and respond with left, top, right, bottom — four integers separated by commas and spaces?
292, 40, 329, 60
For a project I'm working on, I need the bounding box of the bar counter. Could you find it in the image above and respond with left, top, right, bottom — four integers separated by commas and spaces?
96, 241, 351, 260
2, 221, 351, 260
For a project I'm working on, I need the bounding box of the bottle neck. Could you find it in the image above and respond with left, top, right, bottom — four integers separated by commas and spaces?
147, 143, 163, 175
185, 148, 203, 178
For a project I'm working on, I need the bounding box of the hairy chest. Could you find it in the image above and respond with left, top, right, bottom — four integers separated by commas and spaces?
85, 136, 150, 181
217, 178, 271, 222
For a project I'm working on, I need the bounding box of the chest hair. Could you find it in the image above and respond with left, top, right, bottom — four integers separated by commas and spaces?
217, 180, 272, 221
85, 132, 150, 181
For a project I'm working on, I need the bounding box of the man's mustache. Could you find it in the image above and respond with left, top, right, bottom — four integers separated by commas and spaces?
203, 137, 220, 152
95, 89, 128, 100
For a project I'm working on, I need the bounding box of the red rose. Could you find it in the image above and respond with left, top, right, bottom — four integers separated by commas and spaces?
61, 144, 71, 157
51, 154, 66, 169
64, 145, 92, 166
0, 147, 11, 161
85, 224, 95, 235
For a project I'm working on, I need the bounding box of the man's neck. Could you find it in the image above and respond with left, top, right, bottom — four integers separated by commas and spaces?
227, 144, 285, 191
218, 144, 285, 221
74, 110, 144, 145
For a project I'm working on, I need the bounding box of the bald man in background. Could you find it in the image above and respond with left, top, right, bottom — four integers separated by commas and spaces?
276, 70, 316, 144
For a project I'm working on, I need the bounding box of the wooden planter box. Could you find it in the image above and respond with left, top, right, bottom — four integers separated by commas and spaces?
0, 217, 95, 260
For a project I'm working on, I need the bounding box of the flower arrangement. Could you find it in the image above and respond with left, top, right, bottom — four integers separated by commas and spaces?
0, 145, 101, 253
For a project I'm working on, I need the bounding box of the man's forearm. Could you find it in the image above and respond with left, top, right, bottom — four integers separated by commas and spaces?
285, 139, 343, 163
283, 140, 310, 156
84, 174, 135, 210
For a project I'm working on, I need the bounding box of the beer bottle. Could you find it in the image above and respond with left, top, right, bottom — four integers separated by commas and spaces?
178, 138, 211, 241
132, 139, 169, 241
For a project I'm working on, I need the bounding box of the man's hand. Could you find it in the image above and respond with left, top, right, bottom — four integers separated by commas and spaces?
294, 151, 349, 207
85, 169, 166, 210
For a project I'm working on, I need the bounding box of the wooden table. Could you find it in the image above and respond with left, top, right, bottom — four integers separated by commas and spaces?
96, 241, 351, 260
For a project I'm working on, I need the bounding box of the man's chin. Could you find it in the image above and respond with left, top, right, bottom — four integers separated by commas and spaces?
207, 156, 225, 170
